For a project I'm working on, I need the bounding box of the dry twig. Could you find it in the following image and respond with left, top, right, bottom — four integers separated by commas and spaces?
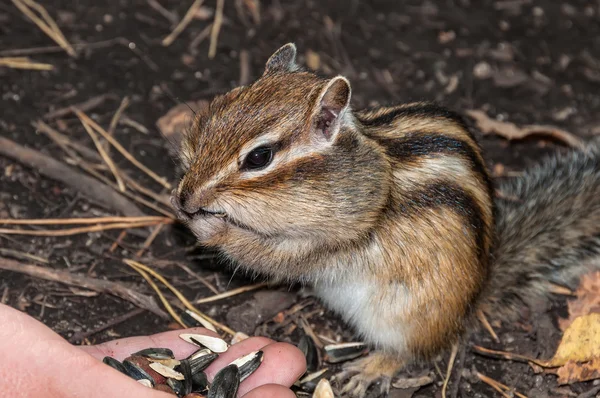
476, 309, 500, 343
78, 115, 126, 191
162, 0, 205, 46
476, 372, 528, 398
146, 0, 179, 25
194, 282, 267, 304
0, 216, 169, 225
73, 108, 172, 189
0, 220, 171, 237
0, 136, 144, 216
108, 96, 131, 137
208, 0, 224, 59
442, 343, 459, 398
43, 94, 118, 120
135, 223, 165, 257
0, 248, 48, 263
127, 263, 186, 327
11, 0, 76, 57
173, 261, 219, 294
0, 56, 53, 70
189, 23, 212, 50
124, 259, 236, 335
472, 345, 536, 364
0, 258, 168, 318
34, 120, 100, 160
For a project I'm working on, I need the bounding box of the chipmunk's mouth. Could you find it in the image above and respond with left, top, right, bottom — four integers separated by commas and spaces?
195, 208, 227, 218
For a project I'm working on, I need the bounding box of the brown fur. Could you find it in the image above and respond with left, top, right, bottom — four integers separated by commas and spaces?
173, 44, 600, 397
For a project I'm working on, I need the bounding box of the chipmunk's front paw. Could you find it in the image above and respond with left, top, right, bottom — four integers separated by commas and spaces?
334, 353, 403, 397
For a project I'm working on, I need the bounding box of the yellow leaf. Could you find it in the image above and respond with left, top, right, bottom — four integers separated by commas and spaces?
541, 313, 600, 367
555, 358, 600, 385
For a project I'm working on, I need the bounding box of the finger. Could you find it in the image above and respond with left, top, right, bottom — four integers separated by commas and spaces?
236, 342, 307, 396
0, 304, 172, 398
80, 327, 221, 360
242, 384, 297, 398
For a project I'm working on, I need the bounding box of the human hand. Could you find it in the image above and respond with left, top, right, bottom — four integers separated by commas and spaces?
0, 303, 306, 397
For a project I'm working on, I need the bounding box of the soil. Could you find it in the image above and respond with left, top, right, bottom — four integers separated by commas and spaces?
1, 0, 600, 397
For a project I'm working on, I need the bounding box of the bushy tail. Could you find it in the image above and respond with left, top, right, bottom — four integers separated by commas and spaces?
484, 140, 600, 318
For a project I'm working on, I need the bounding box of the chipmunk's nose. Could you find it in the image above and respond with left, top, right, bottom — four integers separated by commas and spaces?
170, 188, 212, 218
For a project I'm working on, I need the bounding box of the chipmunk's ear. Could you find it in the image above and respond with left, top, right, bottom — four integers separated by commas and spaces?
311, 76, 352, 142
264, 43, 298, 75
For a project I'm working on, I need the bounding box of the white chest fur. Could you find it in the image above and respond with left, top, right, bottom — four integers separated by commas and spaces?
313, 275, 413, 355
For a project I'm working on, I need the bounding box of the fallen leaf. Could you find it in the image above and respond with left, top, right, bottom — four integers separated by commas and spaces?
466, 109, 585, 149
559, 271, 600, 331
554, 358, 600, 384
475, 314, 600, 385
156, 100, 209, 153
541, 313, 600, 367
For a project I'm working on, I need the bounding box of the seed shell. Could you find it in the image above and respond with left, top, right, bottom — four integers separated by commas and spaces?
122, 359, 156, 386
323, 342, 367, 363
149, 362, 185, 380
208, 364, 240, 398
191, 371, 209, 393
137, 379, 154, 388
189, 350, 219, 374
179, 358, 193, 395
167, 378, 185, 396
229, 350, 263, 382
180, 333, 229, 353
298, 335, 320, 372
132, 347, 174, 360
313, 378, 335, 398
298, 368, 330, 392
102, 356, 128, 375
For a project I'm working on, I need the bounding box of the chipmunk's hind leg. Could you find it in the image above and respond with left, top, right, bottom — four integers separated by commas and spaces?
335, 352, 403, 397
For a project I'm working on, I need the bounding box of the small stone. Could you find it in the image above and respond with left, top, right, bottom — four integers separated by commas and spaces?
473, 62, 492, 79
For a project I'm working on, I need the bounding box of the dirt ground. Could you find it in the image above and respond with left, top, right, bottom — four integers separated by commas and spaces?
1, 0, 600, 397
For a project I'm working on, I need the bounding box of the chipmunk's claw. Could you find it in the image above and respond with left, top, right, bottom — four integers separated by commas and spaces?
334, 354, 399, 397
337, 370, 391, 397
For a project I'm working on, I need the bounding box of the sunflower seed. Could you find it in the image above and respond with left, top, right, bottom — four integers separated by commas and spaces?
188, 349, 219, 374
180, 333, 229, 353
187, 348, 212, 361
208, 364, 240, 398
179, 358, 193, 395
229, 350, 263, 382
137, 379, 154, 388
299, 335, 320, 372
122, 359, 156, 386
298, 368, 330, 392
312, 378, 335, 398
102, 357, 128, 375
191, 371, 209, 393
149, 362, 185, 380
324, 342, 367, 363
132, 347, 174, 360
167, 378, 185, 396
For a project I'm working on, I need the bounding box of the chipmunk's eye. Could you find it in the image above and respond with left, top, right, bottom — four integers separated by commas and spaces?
242, 146, 273, 170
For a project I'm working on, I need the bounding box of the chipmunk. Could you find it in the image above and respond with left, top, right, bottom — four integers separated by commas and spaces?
171, 43, 600, 397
